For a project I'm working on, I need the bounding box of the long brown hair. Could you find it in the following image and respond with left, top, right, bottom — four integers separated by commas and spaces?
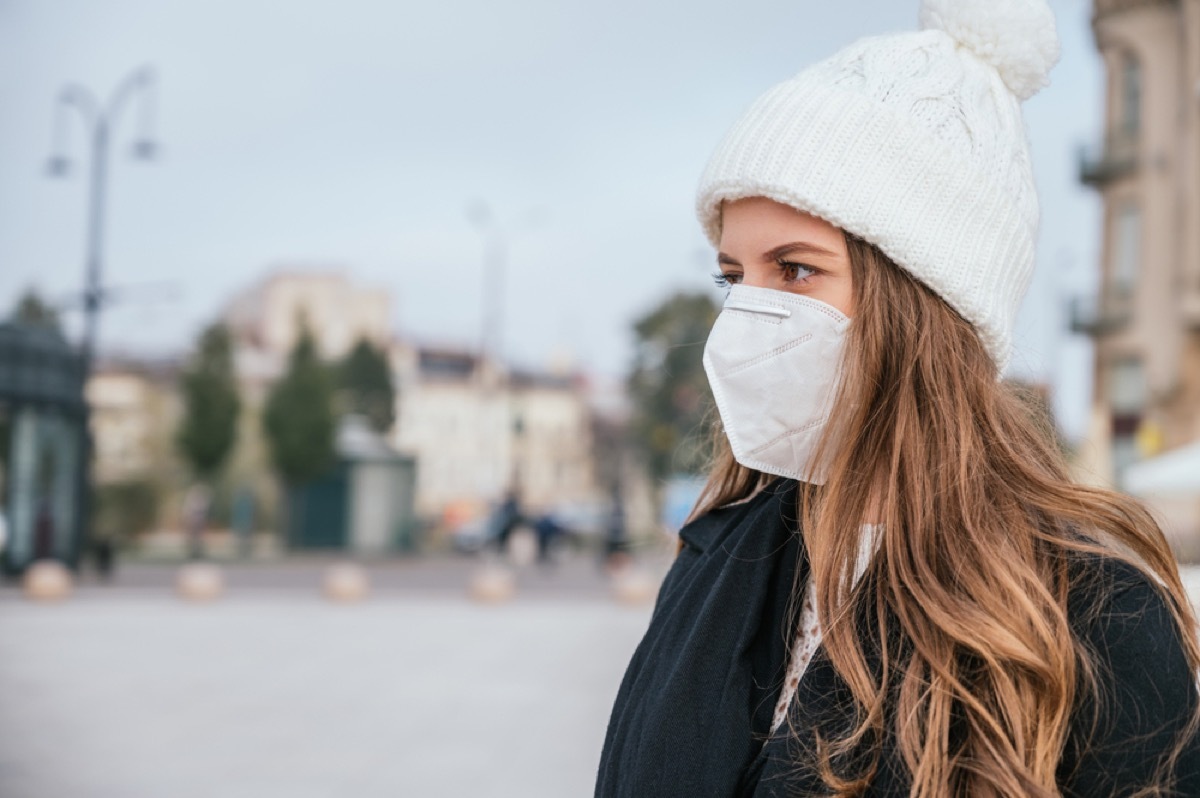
690, 235, 1200, 797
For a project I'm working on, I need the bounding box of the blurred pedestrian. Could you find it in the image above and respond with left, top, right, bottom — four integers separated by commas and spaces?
491, 488, 523, 554
533, 513, 564, 565
603, 483, 629, 572
597, 1, 1200, 796
32, 497, 55, 559
182, 484, 211, 561
92, 533, 115, 581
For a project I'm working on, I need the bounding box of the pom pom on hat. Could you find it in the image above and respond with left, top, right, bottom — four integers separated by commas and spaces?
920, 0, 1060, 101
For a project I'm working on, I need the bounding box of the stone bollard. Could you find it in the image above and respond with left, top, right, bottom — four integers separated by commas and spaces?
469, 564, 517, 604
176, 562, 224, 602
22, 560, 73, 602
323, 562, 369, 603
611, 566, 659, 606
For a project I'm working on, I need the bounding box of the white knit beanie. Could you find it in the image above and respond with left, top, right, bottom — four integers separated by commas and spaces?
696, 0, 1061, 371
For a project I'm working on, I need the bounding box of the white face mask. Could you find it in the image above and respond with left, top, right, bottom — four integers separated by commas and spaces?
702, 284, 851, 485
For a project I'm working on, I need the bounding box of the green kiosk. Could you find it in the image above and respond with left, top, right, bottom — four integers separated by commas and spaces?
0, 322, 88, 575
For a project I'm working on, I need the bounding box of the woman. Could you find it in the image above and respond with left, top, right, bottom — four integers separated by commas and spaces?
596, 1, 1200, 796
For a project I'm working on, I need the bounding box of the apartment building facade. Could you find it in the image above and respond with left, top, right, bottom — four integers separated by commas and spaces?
1074, 0, 1200, 482
1072, 0, 1200, 549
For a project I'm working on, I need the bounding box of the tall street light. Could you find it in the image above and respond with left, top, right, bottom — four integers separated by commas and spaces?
42, 66, 159, 567
466, 202, 544, 500
467, 200, 506, 378
466, 201, 544, 380
45, 65, 159, 372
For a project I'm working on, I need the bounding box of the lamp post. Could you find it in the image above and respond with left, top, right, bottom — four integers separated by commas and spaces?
467, 200, 507, 378
45, 65, 159, 372
466, 202, 544, 378
42, 66, 159, 569
466, 202, 544, 503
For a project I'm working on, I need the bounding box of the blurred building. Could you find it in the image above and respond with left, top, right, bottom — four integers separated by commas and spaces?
87, 359, 181, 485
222, 271, 606, 539
1074, 0, 1200, 546
390, 344, 601, 525
225, 269, 391, 367
508, 370, 598, 510
82, 358, 188, 548
220, 270, 398, 541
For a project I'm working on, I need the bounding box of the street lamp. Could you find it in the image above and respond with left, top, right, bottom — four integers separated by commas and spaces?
467, 200, 508, 380
42, 65, 160, 570
466, 202, 545, 503
466, 201, 546, 378
44, 65, 159, 370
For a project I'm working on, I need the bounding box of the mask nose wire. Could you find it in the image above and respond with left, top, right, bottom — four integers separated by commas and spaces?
723, 299, 791, 319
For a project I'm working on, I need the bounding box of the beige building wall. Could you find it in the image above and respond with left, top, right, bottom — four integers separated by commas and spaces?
225, 270, 392, 364
1078, 0, 1200, 544
390, 351, 513, 518
389, 344, 602, 525
86, 362, 190, 538
509, 380, 597, 512
87, 365, 181, 487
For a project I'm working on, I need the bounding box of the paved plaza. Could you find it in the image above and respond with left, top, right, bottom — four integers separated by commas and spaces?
2, 556, 1199, 798
0, 558, 657, 798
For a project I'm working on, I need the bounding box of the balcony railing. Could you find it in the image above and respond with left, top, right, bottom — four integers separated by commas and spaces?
1068, 294, 1132, 337
1078, 130, 1139, 188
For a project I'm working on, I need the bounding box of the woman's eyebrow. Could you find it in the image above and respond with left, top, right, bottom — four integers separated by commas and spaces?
717, 241, 839, 267
763, 241, 839, 260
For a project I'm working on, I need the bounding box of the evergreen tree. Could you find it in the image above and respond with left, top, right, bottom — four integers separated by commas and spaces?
177, 323, 241, 480
11, 289, 61, 330
627, 291, 721, 483
263, 323, 336, 484
338, 337, 396, 433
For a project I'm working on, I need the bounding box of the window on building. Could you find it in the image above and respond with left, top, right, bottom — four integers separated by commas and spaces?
1120, 54, 1141, 138
1111, 434, 1140, 484
1109, 357, 1145, 414
1111, 203, 1141, 297
1108, 357, 1145, 486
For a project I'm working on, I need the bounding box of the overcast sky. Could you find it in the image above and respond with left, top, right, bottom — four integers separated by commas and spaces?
0, 0, 1103, 438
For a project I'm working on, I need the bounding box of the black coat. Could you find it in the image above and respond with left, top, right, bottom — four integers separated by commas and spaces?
595, 479, 1200, 797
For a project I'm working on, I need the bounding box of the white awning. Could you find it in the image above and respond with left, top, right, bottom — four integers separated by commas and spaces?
1123, 441, 1200, 497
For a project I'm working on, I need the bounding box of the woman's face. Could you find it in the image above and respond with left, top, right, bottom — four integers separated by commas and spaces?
715, 197, 854, 316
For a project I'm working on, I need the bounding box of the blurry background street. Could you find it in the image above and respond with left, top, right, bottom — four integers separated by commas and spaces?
0, 562, 657, 798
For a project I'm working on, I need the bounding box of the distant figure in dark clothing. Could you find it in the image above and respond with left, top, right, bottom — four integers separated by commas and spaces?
92, 535, 115, 581
533, 514, 565, 564
603, 484, 629, 571
492, 490, 523, 553
33, 498, 55, 560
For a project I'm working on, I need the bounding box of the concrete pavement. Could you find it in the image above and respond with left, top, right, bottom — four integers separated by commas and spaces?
0, 550, 666, 601
0, 593, 653, 798
2, 558, 1199, 798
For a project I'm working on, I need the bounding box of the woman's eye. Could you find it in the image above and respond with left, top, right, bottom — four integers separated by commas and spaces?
778, 260, 816, 283
712, 271, 742, 288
